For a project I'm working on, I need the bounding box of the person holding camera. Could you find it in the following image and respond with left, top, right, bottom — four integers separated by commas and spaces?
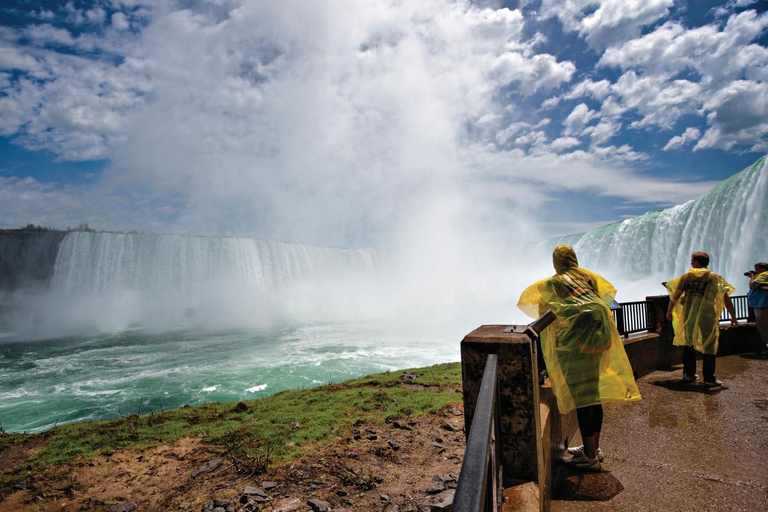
666, 252, 737, 387
746, 262, 768, 356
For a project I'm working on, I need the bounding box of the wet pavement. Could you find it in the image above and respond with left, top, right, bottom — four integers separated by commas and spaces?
551, 354, 768, 512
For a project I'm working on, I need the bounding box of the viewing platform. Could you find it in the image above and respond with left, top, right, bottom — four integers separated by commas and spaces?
550, 353, 768, 512
456, 294, 768, 512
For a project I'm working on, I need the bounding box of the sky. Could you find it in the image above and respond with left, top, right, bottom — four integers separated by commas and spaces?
0, 0, 766, 248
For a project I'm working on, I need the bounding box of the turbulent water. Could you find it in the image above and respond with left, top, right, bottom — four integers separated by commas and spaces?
0, 323, 453, 433
553, 156, 768, 296
1, 156, 766, 433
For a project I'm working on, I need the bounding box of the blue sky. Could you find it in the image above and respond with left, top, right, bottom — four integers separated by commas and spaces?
0, 0, 766, 247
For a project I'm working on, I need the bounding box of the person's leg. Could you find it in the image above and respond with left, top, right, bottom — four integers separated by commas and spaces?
576, 406, 597, 459
592, 404, 604, 450
683, 345, 697, 377
702, 353, 716, 382
754, 308, 768, 352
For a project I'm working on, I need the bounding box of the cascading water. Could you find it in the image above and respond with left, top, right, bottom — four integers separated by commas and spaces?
555, 156, 768, 296
38, 232, 386, 334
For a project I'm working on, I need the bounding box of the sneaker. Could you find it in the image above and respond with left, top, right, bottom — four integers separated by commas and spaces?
703, 378, 723, 387
566, 445, 604, 463
682, 373, 699, 382
564, 450, 601, 471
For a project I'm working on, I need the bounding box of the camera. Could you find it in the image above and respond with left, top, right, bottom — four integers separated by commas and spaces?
744, 270, 756, 277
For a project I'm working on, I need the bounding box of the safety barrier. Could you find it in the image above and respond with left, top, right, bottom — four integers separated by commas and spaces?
453, 354, 502, 512
456, 312, 556, 512
613, 295, 750, 337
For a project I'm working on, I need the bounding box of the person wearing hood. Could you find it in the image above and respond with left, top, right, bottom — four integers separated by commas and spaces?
518, 245, 641, 471
666, 252, 737, 387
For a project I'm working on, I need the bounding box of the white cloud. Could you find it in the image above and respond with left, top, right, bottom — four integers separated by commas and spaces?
696, 80, 768, 152
584, 119, 620, 146
540, 0, 673, 50
600, 11, 768, 85
563, 103, 597, 135
550, 136, 581, 152
663, 127, 700, 151
111, 13, 130, 30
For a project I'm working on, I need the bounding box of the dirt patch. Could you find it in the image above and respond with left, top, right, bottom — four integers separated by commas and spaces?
0, 407, 466, 511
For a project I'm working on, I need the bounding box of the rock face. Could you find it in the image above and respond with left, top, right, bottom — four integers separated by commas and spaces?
0, 230, 67, 291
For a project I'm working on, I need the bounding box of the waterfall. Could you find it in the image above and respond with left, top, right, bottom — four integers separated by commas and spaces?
0, 233, 384, 338
52, 232, 380, 296
558, 156, 768, 294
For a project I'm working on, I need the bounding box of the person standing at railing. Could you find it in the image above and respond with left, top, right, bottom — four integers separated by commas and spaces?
518, 245, 641, 471
666, 252, 737, 387
746, 261, 768, 356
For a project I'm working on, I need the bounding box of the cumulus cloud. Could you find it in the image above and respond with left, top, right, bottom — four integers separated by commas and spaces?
696, 80, 768, 152
563, 103, 598, 135
664, 127, 701, 151
540, 0, 673, 51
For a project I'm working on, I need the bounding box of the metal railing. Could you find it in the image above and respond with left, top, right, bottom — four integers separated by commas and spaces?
454, 312, 555, 512
453, 354, 502, 512
612, 300, 649, 338
611, 295, 750, 337
721, 295, 750, 321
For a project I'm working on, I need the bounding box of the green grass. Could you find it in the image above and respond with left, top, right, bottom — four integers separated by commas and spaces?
1, 362, 462, 473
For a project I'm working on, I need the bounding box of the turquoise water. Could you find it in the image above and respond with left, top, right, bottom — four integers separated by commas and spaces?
0, 322, 457, 433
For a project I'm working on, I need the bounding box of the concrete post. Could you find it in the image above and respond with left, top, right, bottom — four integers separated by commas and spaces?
646, 294, 680, 368
461, 325, 540, 487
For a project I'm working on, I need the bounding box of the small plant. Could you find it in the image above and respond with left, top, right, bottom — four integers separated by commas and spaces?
219, 425, 272, 475
329, 461, 381, 490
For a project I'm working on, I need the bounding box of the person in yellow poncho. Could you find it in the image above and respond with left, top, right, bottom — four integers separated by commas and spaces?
745, 261, 768, 356
666, 251, 737, 387
518, 245, 641, 471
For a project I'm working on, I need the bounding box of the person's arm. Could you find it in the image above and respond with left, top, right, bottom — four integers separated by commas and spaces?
724, 293, 738, 327
666, 288, 683, 321
749, 274, 758, 290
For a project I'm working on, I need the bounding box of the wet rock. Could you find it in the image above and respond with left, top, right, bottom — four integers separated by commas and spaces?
388, 441, 400, 451
307, 498, 332, 512
418, 489, 455, 511
240, 486, 269, 504
401, 372, 418, 380
448, 406, 462, 416
392, 421, 413, 431
191, 458, 224, 478
109, 503, 137, 512
555, 468, 624, 501
233, 402, 249, 413
262, 481, 279, 490
441, 422, 460, 432
380, 493, 390, 501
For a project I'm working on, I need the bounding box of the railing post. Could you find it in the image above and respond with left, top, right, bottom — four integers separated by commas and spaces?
461, 326, 541, 488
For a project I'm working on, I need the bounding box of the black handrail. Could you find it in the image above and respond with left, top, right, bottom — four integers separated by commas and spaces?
611, 295, 750, 337
453, 354, 501, 512
455, 312, 556, 512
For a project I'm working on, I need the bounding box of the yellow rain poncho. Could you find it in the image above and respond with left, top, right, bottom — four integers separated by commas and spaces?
666, 268, 735, 355
517, 246, 641, 414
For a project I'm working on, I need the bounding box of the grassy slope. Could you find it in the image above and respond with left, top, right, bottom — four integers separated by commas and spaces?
0, 362, 462, 489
